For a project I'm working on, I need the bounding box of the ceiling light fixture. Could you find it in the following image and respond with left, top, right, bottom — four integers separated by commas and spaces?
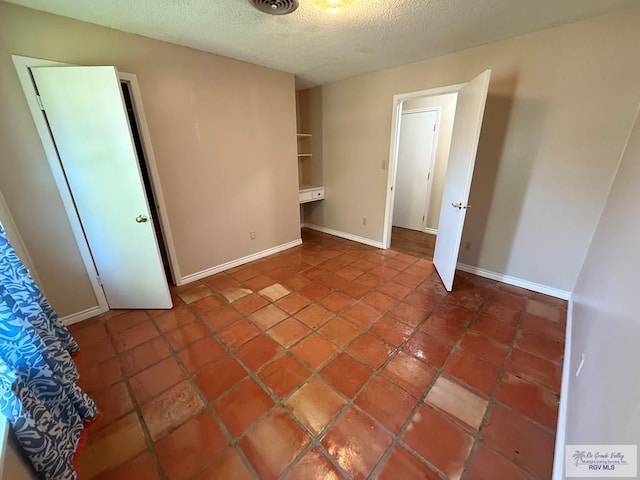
309, 0, 358, 14
248, 0, 299, 16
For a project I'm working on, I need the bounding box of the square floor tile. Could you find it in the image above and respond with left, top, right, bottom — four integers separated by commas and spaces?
194, 448, 253, 480
340, 281, 374, 300
319, 317, 361, 348
155, 411, 228, 480
377, 281, 412, 300
387, 302, 428, 328
320, 353, 372, 398
490, 290, 527, 311
382, 351, 436, 398
244, 274, 277, 292
348, 333, 394, 369
299, 283, 331, 301
79, 358, 123, 394
219, 287, 253, 303
236, 334, 283, 371
258, 283, 291, 302
402, 405, 474, 480
153, 307, 196, 333
87, 382, 134, 434
284, 448, 342, 480
520, 313, 565, 342
377, 445, 439, 480
403, 331, 452, 368
369, 316, 415, 346
201, 305, 243, 332
177, 336, 226, 374
445, 348, 500, 396
275, 293, 312, 314
130, 357, 186, 406
286, 377, 346, 435
526, 299, 563, 322
112, 320, 160, 353
94, 452, 160, 480
267, 318, 310, 348
141, 381, 205, 441
193, 355, 247, 401
259, 353, 310, 398
190, 296, 225, 317
342, 303, 381, 328
290, 334, 338, 370
321, 407, 392, 479
355, 376, 416, 434
425, 376, 489, 430
233, 293, 270, 315
117, 337, 170, 377
249, 304, 289, 330
420, 315, 466, 345
177, 284, 212, 304
472, 314, 517, 344
362, 291, 397, 313
218, 319, 261, 349
459, 331, 508, 367
214, 378, 274, 437
76, 412, 147, 479
515, 329, 564, 364
295, 304, 335, 329
319, 292, 354, 313
166, 322, 209, 351
467, 443, 532, 480
106, 310, 149, 335
496, 372, 559, 430
239, 409, 310, 480
482, 404, 555, 478
75, 337, 115, 373
506, 348, 562, 393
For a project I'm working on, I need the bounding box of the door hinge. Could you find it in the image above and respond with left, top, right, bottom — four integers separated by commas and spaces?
36, 95, 44, 111
422, 215, 425, 222
96, 275, 103, 286
427, 172, 430, 180
433, 123, 436, 132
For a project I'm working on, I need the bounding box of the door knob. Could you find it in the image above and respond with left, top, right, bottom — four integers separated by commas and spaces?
135, 214, 148, 223
451, 203, 472, 210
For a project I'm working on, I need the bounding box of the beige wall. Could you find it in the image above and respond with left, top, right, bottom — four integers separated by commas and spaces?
402, 93, 458, 231
0, 3, 300, 316
565, 107, 640, 449
304, 7, 640, 292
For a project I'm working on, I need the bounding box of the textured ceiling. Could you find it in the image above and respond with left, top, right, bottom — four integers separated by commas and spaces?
5, 0, 637, 88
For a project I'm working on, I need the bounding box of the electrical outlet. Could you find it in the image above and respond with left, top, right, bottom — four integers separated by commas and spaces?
575, 353, 585, 377
362, 217, 367, 226
249, 230, 256, 240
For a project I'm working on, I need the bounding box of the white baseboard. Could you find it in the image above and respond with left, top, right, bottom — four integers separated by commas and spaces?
456, 263, 571, 300
60, 306, 103, 326
423, 227, 438, 235
178, 239, 303, 285
552, 295, 573, 480
303, 223, 384, 249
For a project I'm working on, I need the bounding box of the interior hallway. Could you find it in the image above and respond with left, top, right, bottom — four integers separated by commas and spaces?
390, 226, 436, 260
70, 228, 566, 479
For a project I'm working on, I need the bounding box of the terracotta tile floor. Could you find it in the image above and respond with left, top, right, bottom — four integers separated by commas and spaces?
71, 229, 566, 480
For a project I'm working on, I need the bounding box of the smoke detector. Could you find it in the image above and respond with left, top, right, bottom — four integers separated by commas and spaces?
248, 0, 299, 15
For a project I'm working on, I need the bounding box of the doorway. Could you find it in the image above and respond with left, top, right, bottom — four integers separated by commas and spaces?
120, 81, 172, 281
387, 91, 459, 259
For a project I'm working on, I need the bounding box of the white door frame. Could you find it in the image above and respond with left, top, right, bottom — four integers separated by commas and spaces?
12, 55, 180, 312
395, 106, 441, 233
382, 83, 466, 249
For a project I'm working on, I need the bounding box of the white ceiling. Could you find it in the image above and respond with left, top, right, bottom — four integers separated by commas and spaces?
5, 0, 637, 88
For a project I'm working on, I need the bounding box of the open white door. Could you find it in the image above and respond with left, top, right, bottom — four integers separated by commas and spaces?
392, 110, 438, 231
32, 66, 172, 309
433, 70, 491, 291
